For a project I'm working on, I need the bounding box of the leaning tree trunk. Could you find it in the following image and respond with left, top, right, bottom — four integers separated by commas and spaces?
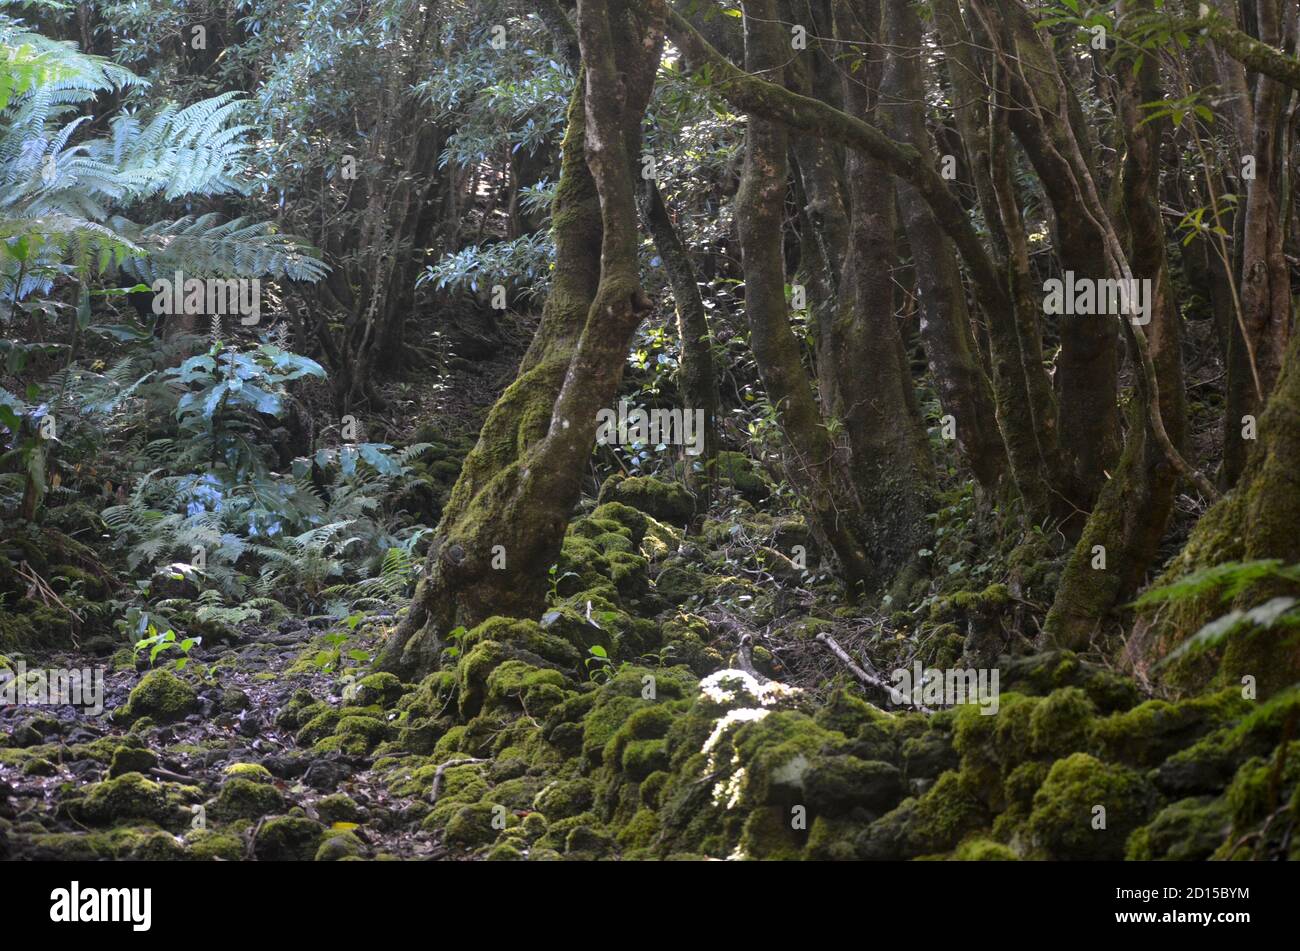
1042, 0, 1197, 649
640, 178, 720, 517
375, 0, 663, 677
974, 0, 1121, 514
932, 0, 1062, 522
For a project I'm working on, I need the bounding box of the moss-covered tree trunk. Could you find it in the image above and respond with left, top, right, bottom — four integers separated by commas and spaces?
375, 0, 663, 678
1223, 0, 1293, 484
735, 0, 875, 589
640, 178, 720, 518
882, 0, 1005, 492
1130, 327, 1300, 696
1043, 1, 1191, 648
829, 0, 935, 581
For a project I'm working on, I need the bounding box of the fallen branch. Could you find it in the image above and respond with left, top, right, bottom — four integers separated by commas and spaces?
149, 766, 196, 784
814, 632, 933, 714
429, 757, 488, 805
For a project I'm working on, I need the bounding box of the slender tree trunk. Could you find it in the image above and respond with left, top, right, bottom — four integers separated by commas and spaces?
640, 178, 720, 517
831, 0, 935, 582
1044, 4, 1186, 647
882, 0, 1005, 492
736, 0, 875, 590
1225, 0, 1295, 484
975, 0, 1121, 512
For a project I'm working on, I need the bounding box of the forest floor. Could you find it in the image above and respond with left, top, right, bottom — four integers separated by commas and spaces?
2, 320, 1297, 862
0, 616, 465, 860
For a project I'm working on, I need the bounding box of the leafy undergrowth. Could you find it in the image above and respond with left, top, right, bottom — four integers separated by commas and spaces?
3, 466, 1298, 861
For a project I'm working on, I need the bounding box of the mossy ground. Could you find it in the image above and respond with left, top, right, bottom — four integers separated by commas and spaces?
2, 470, 1296, 862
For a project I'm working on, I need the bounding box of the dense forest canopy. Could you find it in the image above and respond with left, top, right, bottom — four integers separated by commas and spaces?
0, 0, 1299, 871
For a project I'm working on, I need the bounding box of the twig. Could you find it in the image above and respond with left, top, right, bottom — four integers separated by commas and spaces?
815, 631, 933, 714
429, 757, 487, 805
149, 766, 196, 784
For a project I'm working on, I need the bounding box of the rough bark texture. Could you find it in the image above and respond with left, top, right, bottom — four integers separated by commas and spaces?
1223, 0, 1295, 484
882, 0, 1005, 492
375, 1, 662, 677
1042, 0, 1194, 650
975, 0, 1120, 512
736, 0, 874, 590
831, 0, 935, 583
640, 177, 720, 514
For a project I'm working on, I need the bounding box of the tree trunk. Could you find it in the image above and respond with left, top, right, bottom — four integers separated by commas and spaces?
735, 0, 875, 590
375, 0, 663, 677
882, 0, 1005, 492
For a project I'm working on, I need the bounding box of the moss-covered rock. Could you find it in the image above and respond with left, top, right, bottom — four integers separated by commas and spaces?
213, 778, 286, 821
444, 801, 507, 850
349, 672, 407, 708
68, 772, 183, 827
253, 816, 325, 861
1126, 796, 1230, 860
315, 832, 364, 861
117, 669, 199, 724
1026, 753, 1156, 860
1091, 689, 1249, 768
187, 829, 245, 861
108, 746, 158, 778
223, 762, 274, 784
598, 475, 695, 524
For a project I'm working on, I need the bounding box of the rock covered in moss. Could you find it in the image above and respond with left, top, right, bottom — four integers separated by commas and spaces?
444, 801, 506, 849
213, 778, 286, 821
224, 762, 274, 783
1026, 753, 1156, 859
68, 772, 182, 827
1126, 796, 1230, 860
117, 669, 199, 724
315, 831, 364, 861
187, 829, 244, 861
349, 672, 407, 708
108, 746, 158, 778
951, 838, 1017, 860
316, 793, 364, 825
1090, 689, 1249, 768
253, 816, 325, 861
598, 475, 694, 524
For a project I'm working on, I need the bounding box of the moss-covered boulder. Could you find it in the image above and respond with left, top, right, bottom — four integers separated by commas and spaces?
117, 669, 199, 724
253, 816, 325, 861
68, 772, 183, 827
213, 778, 286, 821
349, 672, 407, 708
1126, 796, 1230, 860
224, 762, 274, 783
1026, 753, 1156, 860
598, 475, 695, 524
108, 746, 158, 778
